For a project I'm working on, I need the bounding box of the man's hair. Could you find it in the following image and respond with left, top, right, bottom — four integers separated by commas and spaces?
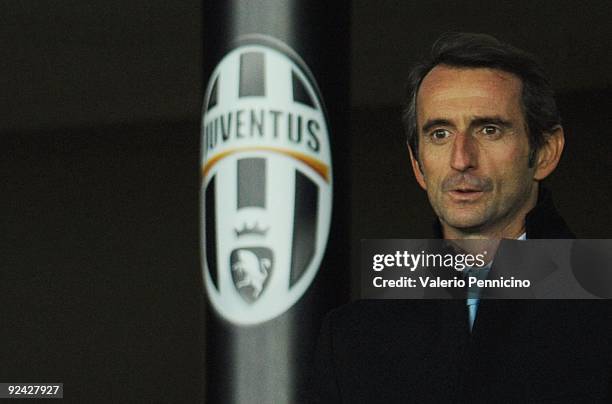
402, 32, 561, 166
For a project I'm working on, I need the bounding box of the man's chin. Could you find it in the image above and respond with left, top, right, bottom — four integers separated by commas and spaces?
440, 211, 490, 234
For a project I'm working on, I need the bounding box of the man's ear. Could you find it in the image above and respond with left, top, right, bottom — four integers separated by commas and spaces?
533, 126, 565, 181
408, 146, 428, 190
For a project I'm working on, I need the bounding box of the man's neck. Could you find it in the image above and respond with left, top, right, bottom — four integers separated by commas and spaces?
442, 224, 527, 240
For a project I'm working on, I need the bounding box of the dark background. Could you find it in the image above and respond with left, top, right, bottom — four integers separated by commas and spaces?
2, 1, 611, 402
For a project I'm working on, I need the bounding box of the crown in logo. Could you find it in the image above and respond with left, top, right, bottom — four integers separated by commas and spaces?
235, 222, 269, 237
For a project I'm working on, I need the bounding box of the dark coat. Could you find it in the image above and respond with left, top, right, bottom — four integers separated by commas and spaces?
309, 190, 611, 403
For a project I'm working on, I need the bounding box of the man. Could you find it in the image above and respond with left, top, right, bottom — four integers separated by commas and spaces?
310, 33, 611, 403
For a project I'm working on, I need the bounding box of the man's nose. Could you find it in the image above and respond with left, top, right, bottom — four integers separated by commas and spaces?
450, 132, 478, 171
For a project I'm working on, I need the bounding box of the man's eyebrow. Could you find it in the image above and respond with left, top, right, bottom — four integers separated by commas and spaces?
469, 116, 513, 128
421, 119, 453, 134
421, 116, 514, 134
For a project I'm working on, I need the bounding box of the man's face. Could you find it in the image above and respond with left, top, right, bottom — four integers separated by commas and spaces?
411, 65, 538, 236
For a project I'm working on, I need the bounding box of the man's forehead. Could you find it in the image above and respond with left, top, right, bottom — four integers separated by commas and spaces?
417, 65, 523, 112
421, 65, 521, 92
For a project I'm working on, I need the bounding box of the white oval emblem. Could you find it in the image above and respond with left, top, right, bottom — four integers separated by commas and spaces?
201, 35, 333, 325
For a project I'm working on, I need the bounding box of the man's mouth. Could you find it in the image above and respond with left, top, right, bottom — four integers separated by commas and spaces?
448, 188, 485, 201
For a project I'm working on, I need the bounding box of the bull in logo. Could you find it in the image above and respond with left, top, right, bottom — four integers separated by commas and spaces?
231, 248, 273, 303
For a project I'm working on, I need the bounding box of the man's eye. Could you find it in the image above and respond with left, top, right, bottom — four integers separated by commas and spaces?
481, 126, 501, 136
431, 129, 450, 140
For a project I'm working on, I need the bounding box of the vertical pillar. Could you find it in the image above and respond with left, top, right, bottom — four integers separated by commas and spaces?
201, 1, 351, 403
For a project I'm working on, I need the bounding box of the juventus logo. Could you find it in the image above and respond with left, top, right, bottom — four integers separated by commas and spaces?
201, 35, 333, 325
